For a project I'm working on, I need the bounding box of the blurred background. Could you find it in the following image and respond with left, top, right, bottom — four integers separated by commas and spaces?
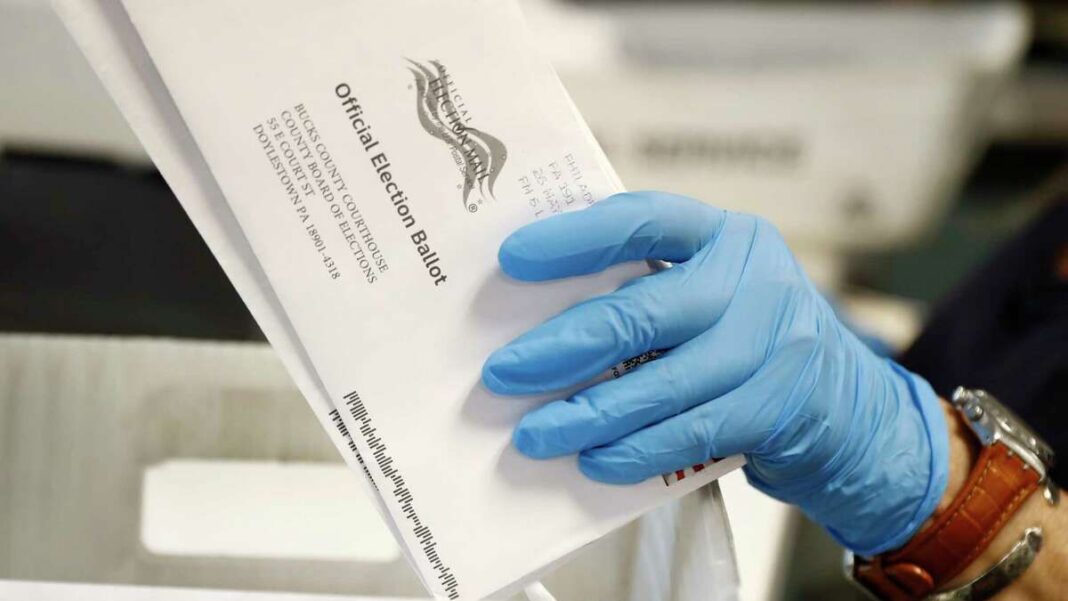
1, 1, 1066, 600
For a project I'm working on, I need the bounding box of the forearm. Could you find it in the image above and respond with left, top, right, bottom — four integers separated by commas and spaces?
934, 400, 1067, 600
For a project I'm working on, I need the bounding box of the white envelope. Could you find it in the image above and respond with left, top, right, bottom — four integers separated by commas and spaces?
53, 1, 744, 598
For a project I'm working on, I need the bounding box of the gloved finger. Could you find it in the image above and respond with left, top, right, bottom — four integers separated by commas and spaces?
511, 313, 770, 457
482, 274, 698, 394
577, 363, 790, 484
483, 215, 762, 395
498, 191, 725, 282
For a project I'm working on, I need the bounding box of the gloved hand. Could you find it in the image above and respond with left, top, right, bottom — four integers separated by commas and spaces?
482, 191, 949, 555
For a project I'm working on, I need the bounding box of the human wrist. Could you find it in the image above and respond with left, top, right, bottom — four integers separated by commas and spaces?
931, 398, 978, 523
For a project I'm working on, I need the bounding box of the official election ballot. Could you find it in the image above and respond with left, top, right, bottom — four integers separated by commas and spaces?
54, 1, 745, 598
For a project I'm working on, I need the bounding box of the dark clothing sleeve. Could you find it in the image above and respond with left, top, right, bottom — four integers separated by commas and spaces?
900, 200, 1068, 485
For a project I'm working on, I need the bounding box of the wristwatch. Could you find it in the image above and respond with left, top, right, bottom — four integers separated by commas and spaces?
845, 387, 1058, 601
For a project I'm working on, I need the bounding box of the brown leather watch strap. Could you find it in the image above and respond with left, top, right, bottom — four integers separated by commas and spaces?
854, 442, 1041, 601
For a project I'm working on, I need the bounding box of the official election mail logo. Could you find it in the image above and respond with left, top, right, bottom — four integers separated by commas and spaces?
407, 59, 507, 213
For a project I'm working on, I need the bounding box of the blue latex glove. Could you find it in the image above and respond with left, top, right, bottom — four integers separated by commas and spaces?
482, 192, 949, 556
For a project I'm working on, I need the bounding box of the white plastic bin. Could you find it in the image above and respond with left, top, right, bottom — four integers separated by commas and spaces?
0, 334, 742, 601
